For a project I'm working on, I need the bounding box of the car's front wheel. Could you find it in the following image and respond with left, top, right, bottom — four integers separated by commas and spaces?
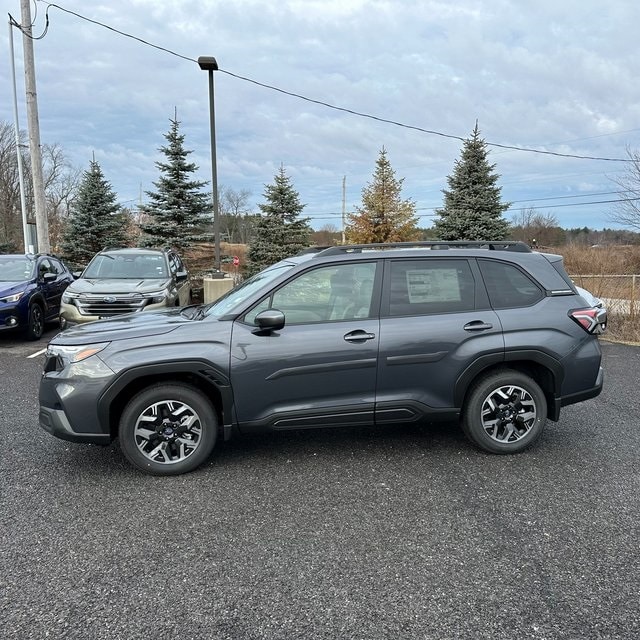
461, 369, 547, 454
118, 383, 218, 475
26, 302, 44, 340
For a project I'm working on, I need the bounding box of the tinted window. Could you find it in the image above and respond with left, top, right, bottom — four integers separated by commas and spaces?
387, 259, 475, 316
245, 262, 377, 325
49, 258, 65, 275
479, 259, 543, 309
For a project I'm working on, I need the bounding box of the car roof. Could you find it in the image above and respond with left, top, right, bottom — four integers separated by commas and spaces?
99, 248, 166, 256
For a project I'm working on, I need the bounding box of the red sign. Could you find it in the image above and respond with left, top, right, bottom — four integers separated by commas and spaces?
232, 256, 240, 266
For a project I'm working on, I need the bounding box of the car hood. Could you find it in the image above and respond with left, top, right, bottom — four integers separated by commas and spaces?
67, 278, 171, 295
0, 281, 28, 296
50, 307, 199, 345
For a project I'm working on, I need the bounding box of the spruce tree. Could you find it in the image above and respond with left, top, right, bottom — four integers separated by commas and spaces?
345, 148, 419, 243
434, 123, 511, 241
60, 159, 129, 266
139, 116, 211, 252
246, 166, 311, 275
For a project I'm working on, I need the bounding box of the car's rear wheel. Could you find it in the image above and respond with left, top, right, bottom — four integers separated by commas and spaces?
26, 302, 44, 340
461, 369, 547, 454
118, 383, 217, 475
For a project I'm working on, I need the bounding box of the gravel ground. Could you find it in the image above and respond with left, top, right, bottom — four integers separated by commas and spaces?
1, 337, 638, 639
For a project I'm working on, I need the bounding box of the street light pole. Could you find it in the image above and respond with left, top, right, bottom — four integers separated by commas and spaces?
198, 56, 221, 274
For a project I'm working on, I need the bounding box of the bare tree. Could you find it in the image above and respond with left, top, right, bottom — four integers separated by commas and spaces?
0, 122, 26, 251
0, 121, 81, 252
609, 147, 640, 231
511, 207, 564, 247
42, 144, 81, 253
219, 186, 253, 244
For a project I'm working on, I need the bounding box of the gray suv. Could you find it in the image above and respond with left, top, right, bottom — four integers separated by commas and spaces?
60, 247, 191, 328
39, 241, 607, 475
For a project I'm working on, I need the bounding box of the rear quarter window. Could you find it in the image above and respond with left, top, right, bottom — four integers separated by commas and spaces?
479, 259, 544, 309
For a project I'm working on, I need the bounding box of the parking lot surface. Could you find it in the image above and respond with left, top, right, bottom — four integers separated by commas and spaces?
1, 337, 639, 639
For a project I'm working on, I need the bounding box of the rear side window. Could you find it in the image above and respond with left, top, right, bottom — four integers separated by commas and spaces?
479, 259, 543, 309
387, 259, 475, 316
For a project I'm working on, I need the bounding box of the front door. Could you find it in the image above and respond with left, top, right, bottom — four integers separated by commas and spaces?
230, 261, 381, 432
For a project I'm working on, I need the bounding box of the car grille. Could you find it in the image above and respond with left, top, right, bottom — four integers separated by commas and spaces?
76, 295, 148, 317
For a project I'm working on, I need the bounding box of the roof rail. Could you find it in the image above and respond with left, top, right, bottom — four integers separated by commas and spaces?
314, 241, 532, 256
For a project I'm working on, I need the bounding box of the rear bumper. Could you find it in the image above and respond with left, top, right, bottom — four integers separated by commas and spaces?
551, 366, 604, 419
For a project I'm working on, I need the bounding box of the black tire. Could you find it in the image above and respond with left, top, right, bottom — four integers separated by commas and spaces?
26, 302, 44, 340
461, 369, 547, 454
118, 383, 218, 475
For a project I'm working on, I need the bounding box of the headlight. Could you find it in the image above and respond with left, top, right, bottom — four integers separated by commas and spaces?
46, 342, 110, 364
147, 292, 167, 304
0, 291, 24, 303
61, 292, 77, 304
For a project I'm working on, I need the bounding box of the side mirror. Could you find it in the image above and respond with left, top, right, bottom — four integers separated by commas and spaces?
176, 270, 188, 282
42, 272, 57, 282
72, 271, 83, 279
252, 309, 285, 334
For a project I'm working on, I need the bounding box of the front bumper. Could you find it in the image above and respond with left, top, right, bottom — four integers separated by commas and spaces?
39, 355, 116, 444
39, 406, 111, 444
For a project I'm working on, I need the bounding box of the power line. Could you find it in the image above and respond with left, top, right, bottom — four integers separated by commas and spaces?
34, 1, 633, 164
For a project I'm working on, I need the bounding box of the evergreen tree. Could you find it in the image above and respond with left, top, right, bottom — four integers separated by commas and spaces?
139, 116, 211, 252
345, 148, 419, 244
434, 123, 511, 241
246, 166, 311, 275
60, 159, 129, 266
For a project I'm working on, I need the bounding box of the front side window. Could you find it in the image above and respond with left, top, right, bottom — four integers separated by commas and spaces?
244, 262, 378, 325
387, 259, 476, 316
479, 259, 543, 309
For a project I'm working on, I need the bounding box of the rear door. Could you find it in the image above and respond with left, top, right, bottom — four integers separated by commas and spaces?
375, 257, 504, 423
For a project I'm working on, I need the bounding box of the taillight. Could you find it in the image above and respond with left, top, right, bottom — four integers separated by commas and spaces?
569, 307, 607, 334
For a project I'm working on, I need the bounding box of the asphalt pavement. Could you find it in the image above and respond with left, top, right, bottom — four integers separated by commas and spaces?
1, 334, 638, 640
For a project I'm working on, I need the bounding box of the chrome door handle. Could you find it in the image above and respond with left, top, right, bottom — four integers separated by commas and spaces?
344, 330, 376, 342
464, 321, 493, 331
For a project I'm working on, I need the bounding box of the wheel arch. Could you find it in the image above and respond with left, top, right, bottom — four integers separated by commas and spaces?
455, 350, 563, 421
98, 361, 233, 441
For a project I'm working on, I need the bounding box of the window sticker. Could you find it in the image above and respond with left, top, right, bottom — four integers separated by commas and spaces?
405, 269, 462, 303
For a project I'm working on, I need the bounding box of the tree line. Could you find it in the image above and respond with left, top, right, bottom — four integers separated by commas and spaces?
1, 117, 639, 277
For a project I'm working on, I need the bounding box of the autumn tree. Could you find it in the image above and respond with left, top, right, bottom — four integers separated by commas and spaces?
434, 123, 511, 240
246, 166, 311, 275
345, 148, 419, 243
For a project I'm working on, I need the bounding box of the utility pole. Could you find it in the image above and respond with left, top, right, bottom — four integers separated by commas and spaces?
341, 175, 346, 244
20, 0, 50, 253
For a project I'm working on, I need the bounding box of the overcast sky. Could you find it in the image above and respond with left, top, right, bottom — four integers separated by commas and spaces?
3, 0, 640, 231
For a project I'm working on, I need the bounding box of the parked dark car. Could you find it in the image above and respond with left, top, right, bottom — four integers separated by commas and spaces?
0, 254, 74, 340
59, 247, 192, 329
39, 241, 607, 475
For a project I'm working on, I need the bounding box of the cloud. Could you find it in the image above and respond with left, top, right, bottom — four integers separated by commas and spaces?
2, 0, 640, 230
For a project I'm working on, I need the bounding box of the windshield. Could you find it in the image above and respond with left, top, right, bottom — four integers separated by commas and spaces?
0, 256, 34, 282
204, 264, 294, 318
82, 253, 168, 279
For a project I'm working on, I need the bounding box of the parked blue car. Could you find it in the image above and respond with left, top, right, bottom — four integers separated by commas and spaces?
0, 254, 74, 340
